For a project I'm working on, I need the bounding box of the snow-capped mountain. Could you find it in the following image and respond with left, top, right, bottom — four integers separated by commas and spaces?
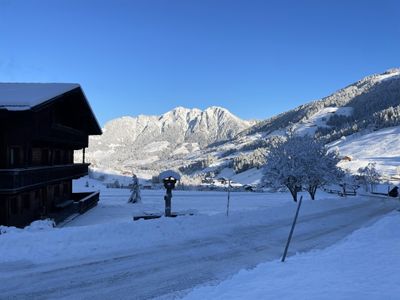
243, 68, 400, 141
82, 68, 400, 183
174, 68, 400, 184
83, 106, 254, 175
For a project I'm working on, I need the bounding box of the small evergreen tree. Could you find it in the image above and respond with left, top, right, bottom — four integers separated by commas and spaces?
128, 173, 141, 203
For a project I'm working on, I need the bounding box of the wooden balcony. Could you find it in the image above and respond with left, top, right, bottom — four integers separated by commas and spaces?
0, 163, 89, 194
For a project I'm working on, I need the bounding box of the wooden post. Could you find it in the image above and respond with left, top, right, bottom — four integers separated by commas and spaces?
226, 179, 231, 216
281, 196, 303, 262
82, 148, 85, 164
165, 189, 172, 217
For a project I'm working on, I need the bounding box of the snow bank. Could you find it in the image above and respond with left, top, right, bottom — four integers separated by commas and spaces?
24, 219, 55, 232
0, 219, 55, 235
184, 212, 400, 300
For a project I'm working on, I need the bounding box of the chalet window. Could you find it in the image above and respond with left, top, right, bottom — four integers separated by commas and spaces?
10, 198, 18, 215
32, 148, 42, 165
22, 194, 31, 211
9, 146, 21, 167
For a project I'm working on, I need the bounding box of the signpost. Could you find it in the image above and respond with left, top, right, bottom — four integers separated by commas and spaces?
281, 196, 303, 262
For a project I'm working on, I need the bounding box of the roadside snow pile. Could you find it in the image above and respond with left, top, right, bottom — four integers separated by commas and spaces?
0, 226, 19, 235
0, 219, 55, 235
184, 212, 400, 300
25, 219, 55, 232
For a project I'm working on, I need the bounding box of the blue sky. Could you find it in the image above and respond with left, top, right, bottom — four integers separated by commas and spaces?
0, 0, 399, 125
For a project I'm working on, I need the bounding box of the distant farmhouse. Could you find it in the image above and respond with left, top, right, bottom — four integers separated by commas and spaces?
0, 83, 102, 227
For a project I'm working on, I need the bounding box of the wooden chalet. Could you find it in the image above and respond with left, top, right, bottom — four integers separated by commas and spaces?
0, 83, 102, 227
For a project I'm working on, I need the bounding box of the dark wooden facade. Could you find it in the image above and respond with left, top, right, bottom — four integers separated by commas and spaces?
0, 85, 102, 227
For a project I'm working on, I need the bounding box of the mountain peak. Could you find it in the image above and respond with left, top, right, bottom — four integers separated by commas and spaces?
169, 106, 229, 114
86, 105, 253, 173
170, 106, 195, 113
206, 106, 227, 111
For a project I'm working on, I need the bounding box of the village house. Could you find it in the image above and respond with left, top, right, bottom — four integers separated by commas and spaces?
0, 83, 102, 227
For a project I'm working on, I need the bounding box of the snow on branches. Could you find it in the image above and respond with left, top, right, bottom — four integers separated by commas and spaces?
262, 135, 342, 201
357, 162, 381, 192
128, 173, 141, 204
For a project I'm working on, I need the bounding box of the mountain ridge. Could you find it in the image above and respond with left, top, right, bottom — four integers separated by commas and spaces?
84, 106, 254, 174
241, 67, 400, 138
83, 68, 400, 181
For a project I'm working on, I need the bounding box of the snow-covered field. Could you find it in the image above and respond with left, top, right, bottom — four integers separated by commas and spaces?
295, 106, 353, 136
184, 212, 400, 300
0, 177, 399, 299
332, 126, 400, 177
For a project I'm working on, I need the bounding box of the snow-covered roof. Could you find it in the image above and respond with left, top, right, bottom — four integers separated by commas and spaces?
159, 170, 181, 180
0, 83, 80, 111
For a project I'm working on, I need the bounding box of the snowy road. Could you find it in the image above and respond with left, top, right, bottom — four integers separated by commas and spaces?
0, 198, 397, 300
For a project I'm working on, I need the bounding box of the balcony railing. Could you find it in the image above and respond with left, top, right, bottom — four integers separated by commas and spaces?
72, 191, 100, 214
50, 191, 100, 225
0, 163, 89, 193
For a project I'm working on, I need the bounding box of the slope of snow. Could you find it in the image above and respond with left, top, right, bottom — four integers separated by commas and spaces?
172, 143, 201, 156
231, 167, 263, 185
331, 126, 400, 177
216, 124, 400, 185
0, 83, 79, 110
295, 106, 353, 136
142, 141, 170, 153
124, 156, 159, 166
184, 212, 400, 300
246, 67, 400, 139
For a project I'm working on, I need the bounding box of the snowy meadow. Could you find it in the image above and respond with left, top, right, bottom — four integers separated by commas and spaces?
0, 177, 399, 299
